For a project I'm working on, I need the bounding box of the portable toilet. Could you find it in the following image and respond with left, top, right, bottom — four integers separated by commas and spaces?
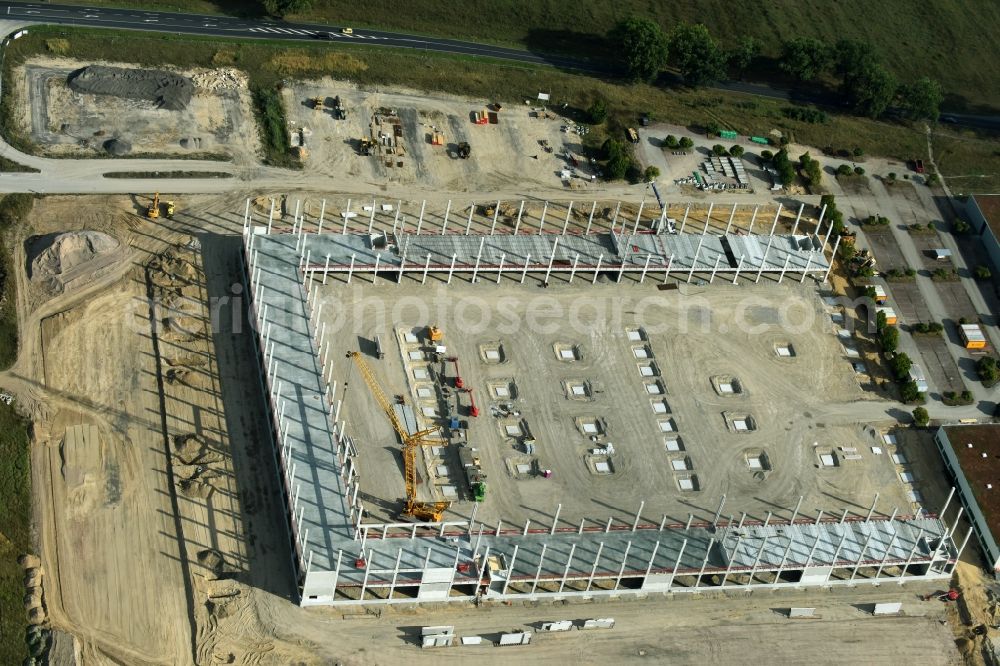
960, 324, 987, 349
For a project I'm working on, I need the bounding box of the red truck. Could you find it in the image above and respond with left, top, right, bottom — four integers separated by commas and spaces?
913, 159, 925, 173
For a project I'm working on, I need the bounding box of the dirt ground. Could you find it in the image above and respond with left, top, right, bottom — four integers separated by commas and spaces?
0, 193, 972, 666
284, 78, 604, 192
16, 57, 260, 163
320, 271, 912, 529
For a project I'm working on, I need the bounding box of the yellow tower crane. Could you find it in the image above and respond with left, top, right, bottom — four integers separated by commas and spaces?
348, 351, 451, 522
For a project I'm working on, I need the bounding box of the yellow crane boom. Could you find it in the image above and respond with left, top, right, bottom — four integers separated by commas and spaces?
349, 351, 451, 521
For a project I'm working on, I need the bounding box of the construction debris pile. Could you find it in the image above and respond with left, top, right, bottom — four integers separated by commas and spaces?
29, 231, 121, 294
360, 107, 405, 166
68, 65, 194, 111
189, 67, 246, 92
173, 433, 224, 499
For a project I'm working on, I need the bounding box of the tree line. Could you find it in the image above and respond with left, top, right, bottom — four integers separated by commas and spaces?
611, 18, 942, 121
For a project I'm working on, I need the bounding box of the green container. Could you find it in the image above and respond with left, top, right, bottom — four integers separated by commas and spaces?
750, 136, 769, 145
719, 130, 738, 139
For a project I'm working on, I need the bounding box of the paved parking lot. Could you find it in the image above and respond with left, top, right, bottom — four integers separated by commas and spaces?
914, 335, 966, 396
889, 281, 933, 323
864, 227, 908, 271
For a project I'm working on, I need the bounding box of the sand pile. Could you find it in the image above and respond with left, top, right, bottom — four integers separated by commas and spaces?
68, 65, 194, 110
30, 231, 120, 293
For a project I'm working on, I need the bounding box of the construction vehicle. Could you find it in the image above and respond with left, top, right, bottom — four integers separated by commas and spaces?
146, 192, 160, 219
357, 137, 375, 156
447, 357, 464, 388
330, 96, 346, 120
458, 446, 487, 502
457, 142, 471, 159
349, 351, 451, 522
428, 325, 444, 343
311, 96, 325, 110
165, 200, 176, 219
460, 387, 480, 418
626, 127, 639, 144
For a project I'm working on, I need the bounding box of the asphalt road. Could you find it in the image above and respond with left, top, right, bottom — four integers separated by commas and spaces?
0, 1, 997, 131
0, 1, 609, 72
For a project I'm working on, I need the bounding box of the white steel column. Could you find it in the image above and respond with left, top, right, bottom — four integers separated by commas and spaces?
489, 200, 499, 235
679, 205, 690, 234
513, 201, 524, 234
267, 198, 275, 233
472, 236, 485, 283
422, 253, 431, 285
778, 254, 790, 284
586, 543, 605, 592
695, 538, 715, 588
632, 200, 644, 235
570, 254, 580, 283
725, 204, 737, 234
544, 238, 559, 284
501, 545, 519, 595
585, 201, 597, 234
343, 198, 351, 234
447, 253, 457, 284
640, 254, 652, 283
664, 253, 674, 283
372, 253, 381, 285
415, 200, 425, 235
800, 253, 813, 283
347, 254, 356, 284
322, 254, 331, 285
769, 203, 782, 235
592, 253, 603, 284
709, 254, 722, 283
496, 253, 505, 284
823, 235, 841, 282
558, 543, 577, 593
562, 201, 573, 235
748, 204, 758, 234
465, 203, 475, 235
732, 254, 745, 284
317, 199, 326, 234
687, 237, 704, 283
703, 203, 713, 234
441, 199, 451, 235
520, 253, 531, 284
538, 201, 548, 235
531, 544, 548, 594
791, 203, 804, 235
755, 235, 774, 283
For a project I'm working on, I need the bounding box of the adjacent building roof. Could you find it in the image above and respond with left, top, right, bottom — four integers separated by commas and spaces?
942, 424, 1000, 539
973, 195, 1000, 241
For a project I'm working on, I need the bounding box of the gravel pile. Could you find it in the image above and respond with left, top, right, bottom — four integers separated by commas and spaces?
68, 65, 194, 111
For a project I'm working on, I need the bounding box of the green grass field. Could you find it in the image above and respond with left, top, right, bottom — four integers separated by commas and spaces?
63, 0, 1000, 111
0, 399, 32, 665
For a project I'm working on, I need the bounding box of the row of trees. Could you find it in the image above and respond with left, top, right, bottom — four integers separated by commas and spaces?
611, 18, 748, 86
779, 37, 942, 119
611, 18, 942, 121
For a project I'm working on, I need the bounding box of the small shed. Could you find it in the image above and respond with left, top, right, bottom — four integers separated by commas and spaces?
932, 248, 953, 260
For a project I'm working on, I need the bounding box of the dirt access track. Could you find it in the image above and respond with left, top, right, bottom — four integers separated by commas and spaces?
16, 56, 260, 163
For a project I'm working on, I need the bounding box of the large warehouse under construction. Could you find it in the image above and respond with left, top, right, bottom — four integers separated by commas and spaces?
238, 196, 966, 606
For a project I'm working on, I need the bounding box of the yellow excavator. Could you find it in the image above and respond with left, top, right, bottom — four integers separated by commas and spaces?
349, 351, 451, 522
145, 192, 160, 219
